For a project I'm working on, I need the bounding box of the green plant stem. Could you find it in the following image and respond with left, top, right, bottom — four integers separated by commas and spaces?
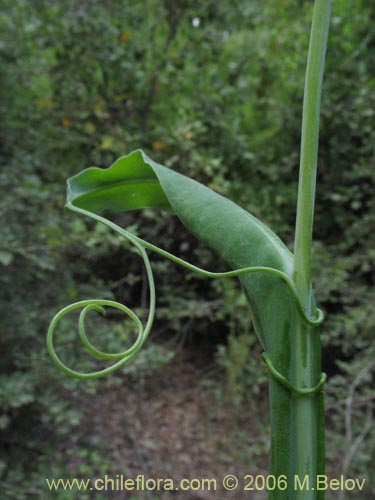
294, 0, 332, 297
269, 2, 331, 499
293, 1, 331, 499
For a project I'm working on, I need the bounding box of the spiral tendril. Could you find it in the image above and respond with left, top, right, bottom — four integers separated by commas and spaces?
47, 205, 324, 380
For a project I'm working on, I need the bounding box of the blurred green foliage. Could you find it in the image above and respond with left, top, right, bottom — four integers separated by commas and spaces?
0, 0, 374, 498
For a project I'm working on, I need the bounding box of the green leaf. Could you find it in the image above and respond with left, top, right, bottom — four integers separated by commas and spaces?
67, 149, 295, 353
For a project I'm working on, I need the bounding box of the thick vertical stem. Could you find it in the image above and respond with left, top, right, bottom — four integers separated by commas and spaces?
269, 1, 331, 499
291, 0, 331, 499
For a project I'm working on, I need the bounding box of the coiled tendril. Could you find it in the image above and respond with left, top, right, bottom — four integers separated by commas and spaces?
47, 206, 324, 381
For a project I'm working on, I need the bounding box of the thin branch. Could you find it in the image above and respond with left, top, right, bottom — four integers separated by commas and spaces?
339, 407, 373, 500
344, 358, 375, 444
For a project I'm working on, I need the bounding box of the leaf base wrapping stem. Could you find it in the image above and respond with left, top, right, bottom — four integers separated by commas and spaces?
268, 314, 325, 500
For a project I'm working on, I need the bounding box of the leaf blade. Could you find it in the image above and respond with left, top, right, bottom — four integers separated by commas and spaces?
67, 149, 294, 351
